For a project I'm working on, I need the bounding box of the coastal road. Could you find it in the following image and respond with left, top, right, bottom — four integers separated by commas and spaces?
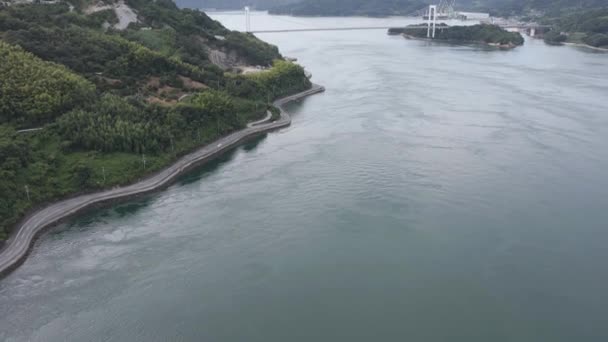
0, 84, 325, 278
16, 127, 44, 134
247, 110, 272, 127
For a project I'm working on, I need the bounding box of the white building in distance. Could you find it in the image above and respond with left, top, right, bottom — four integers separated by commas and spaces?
457, 12, 491, 21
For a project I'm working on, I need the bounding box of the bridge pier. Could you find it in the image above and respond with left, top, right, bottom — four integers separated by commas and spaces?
427, 5, 437, 38
244, 6, 251, 32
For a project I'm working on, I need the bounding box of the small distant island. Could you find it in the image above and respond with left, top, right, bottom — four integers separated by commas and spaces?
389, 24, 525, 49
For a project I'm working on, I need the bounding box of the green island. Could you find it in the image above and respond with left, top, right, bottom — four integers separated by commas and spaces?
0, 0, 312, 241
542, 8, 608, 49
388, 24, 524, 48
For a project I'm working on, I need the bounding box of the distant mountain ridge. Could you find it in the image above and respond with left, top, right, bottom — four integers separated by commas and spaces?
176, 0, 608, 17
458, 0, 608, 17
174, 0, 299, 10
268, 0, 430, 17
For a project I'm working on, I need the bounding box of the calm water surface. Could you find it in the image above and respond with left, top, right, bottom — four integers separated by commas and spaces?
1, 13, 608, 341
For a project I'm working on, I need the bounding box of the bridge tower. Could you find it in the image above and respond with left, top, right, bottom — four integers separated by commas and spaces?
427, 5, 437, 38
437, 0, 456, 18
244, 6, 251, 32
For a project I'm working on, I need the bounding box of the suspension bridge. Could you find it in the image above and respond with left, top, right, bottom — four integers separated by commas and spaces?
242, 1, 457, 35
241, 1, 544, 38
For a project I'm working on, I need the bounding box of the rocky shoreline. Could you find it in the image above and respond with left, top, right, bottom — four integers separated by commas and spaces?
400, 33, 519, 49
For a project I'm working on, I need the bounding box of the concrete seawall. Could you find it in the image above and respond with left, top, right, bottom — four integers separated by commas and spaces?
0, 84, 325, 278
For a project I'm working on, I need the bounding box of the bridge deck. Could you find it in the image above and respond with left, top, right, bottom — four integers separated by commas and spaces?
250, 26, 395, 33
247, 23, 549, 34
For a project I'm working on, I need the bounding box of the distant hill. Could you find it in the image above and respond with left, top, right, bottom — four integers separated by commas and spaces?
543, 8, 608, 48
266, 0, 608, 17
459, 0, 608, 17
269, 0, 429, 16
174, 0, 299, 10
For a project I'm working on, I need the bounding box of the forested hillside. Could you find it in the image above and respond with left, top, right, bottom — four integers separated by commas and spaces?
0, 0, 311, 240
0, 42, 95, 126
543, 8, 608, 48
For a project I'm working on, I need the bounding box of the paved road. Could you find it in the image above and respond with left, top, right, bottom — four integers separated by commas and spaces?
0, 84, 325, 278
247, 110, 272, 127
16, 127, 44, 134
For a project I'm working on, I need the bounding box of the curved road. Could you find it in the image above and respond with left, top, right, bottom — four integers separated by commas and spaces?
247, 110, 273, 128
0, 84, 325, 278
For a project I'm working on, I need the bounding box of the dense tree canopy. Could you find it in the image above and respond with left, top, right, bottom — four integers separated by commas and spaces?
246, 60, 313, 98
0, 41, 95, 127
57, 94, 170, 154
543, 8, 608, 48
3, 25, 226, 97
393, 24, 525, 46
